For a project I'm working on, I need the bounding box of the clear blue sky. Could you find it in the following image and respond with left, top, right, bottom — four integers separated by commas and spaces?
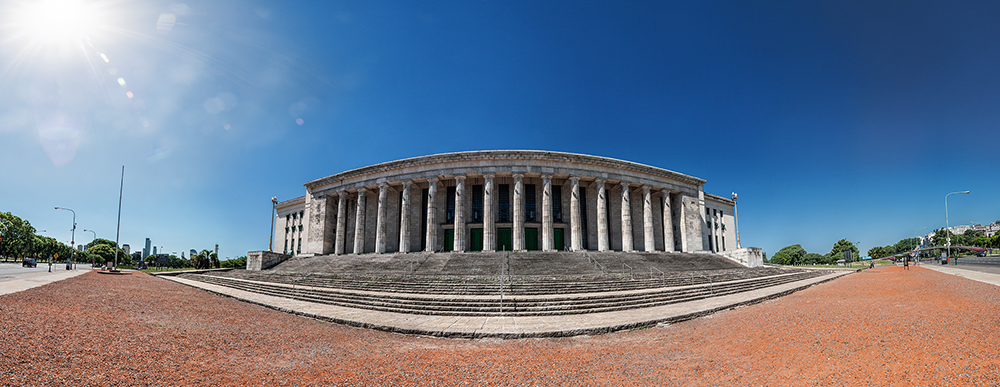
2, 1, 998, 259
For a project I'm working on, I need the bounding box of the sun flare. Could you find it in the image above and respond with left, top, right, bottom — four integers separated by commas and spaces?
16, 0, 103, 43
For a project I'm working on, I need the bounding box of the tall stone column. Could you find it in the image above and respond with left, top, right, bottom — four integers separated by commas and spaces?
678, 194, 688, 252
513, 174, 525, 251
425, 179, 438, 252
707, 208, 715, 253
620, 182, 633, 252
453, 176, 466, 252
399, 181, 411, 253
569, 177, 583, 251
353, 188, 367, 254
643, 186, 655, 252
375, 185, 388, 254
335, 193, 347, 255
662, 191, 674, 252
541, 175, 554, 251
596, 179, 609, 252
483, 174, 496, 252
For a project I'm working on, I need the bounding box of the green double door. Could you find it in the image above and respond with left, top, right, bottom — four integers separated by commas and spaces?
497, 228, 513, 251
525, 228, 539, 251
470, 228, 483, 251
553, 228, 564, 251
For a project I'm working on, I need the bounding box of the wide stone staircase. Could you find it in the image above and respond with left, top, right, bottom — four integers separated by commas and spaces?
177, 267, 826, 318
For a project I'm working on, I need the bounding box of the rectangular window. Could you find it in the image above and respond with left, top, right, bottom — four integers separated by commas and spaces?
446, 186, 456, 223
525, 184, 536, 222
297, 238, 302, 254
290, 239, 295, 253
552, 185, 563, 223
471, 185, 483, 223
284, 240, 288, 254
498, 184, 511, 223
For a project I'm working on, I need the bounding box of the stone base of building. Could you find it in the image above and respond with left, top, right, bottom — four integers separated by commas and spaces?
247, 251, 292, 271
720, 247, 764, 268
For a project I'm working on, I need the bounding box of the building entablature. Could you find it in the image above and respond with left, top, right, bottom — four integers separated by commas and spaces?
304, 150, 704, 197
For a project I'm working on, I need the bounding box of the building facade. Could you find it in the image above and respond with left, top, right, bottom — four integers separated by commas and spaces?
273, 150, 737, 256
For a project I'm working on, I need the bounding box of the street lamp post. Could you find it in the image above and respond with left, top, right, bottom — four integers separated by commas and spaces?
82, 229, 97, 249
731, 192, 741, 249
270, 196, 277, 252
54, 207, 76, 269
945, 191, 970, 264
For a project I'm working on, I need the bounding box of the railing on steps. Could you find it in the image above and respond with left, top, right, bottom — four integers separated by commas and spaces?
499, 251, 509, 314
622, 263, 634, 280
585, 252, 606, 274
650, 266, 665, 285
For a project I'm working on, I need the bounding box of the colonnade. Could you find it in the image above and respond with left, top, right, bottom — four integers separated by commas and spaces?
325, 173, 692, 255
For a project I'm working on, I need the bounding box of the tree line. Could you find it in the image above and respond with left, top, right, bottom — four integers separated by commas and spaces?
768, 239, 860, 265
1, 211, 246, 269
867, 228, 1000, 259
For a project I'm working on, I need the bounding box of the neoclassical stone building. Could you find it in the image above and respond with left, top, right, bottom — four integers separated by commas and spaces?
273, 150, 737, 257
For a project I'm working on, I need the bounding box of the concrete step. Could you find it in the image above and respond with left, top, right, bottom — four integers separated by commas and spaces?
178, 270, 824, 317
215, 266, 799, 295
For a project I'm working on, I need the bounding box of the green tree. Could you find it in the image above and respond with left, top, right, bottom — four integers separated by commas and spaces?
771, 244, 806, 265
802, 253, 824, 264
1, 212, 36, 260
825, 239, 859, 264
192, 249, 218, 269
932, 228, 953, 246
221, 255, 247, 269
893, 238, 920, 253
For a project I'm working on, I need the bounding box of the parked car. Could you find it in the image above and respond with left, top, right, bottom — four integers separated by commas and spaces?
22, 258, 36, 268
977, 251, 987, 257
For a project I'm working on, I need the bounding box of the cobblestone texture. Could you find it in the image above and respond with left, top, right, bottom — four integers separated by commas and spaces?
3, 266, 1000, 385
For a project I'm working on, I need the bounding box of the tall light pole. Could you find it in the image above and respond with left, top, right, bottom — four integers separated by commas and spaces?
54, 206, 76, 268
731, 192, 741, 249
270, 196, 278, 252
945, 191, 970, 263
82, 229, 97, 250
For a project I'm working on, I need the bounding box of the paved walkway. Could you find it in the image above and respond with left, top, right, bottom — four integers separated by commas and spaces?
0, 265, 92, 296
919, 262, 1000, 287
162, 269, 852, 338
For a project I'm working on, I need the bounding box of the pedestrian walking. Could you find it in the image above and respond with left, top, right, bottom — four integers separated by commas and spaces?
903, 256, 909, 270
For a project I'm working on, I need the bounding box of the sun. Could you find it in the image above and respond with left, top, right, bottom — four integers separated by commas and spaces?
14, 0, 104, 43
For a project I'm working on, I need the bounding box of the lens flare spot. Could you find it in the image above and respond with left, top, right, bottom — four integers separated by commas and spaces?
156, 13, 176, 34
107, 67, 118, 75
117, 78, 126, 86
295, 118, 304, 125
141, 119, 150, 128
146, 147, 172, 162
223, 123, 231, 130
126, 91, 133, 98
99, 53, 109, 63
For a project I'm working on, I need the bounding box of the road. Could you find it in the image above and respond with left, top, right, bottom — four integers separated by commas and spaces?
0, 261, 91, 296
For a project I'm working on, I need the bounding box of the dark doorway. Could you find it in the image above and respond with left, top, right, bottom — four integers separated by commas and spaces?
443, 229, 454, 252
525, 228, 539, 251
470, 228, 483, 251
497, 228, 512, 251
554, 228, 564, 250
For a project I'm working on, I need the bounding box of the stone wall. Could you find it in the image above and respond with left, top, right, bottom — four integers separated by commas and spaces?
720, 247, 764, 268
247, 251, 291, 271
